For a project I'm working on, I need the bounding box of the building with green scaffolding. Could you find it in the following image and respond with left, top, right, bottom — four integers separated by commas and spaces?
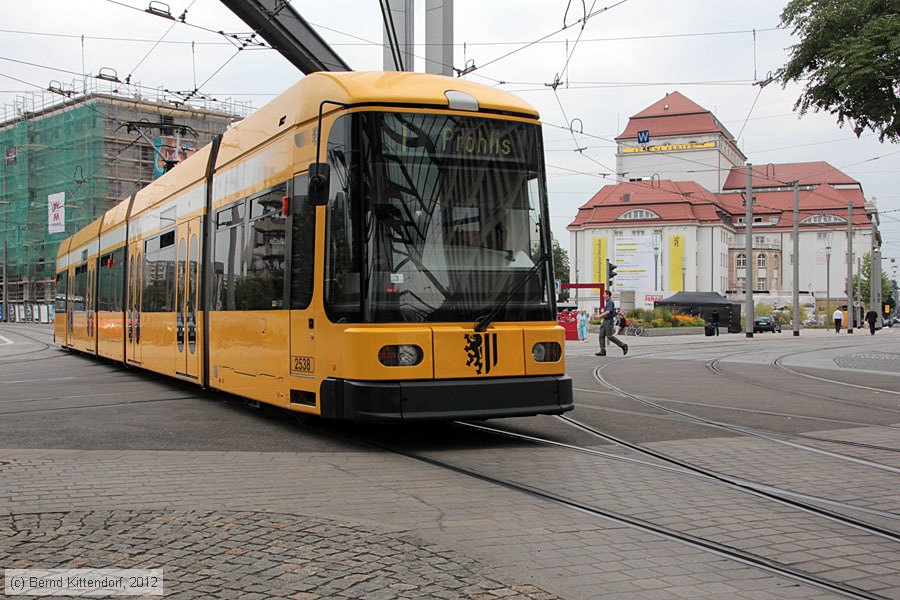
1, 82, 247, 322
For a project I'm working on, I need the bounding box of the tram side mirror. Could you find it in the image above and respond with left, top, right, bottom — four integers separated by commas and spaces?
308, 163, 330, 206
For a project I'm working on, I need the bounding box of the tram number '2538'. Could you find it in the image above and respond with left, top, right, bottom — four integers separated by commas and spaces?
292, 356, 314, 373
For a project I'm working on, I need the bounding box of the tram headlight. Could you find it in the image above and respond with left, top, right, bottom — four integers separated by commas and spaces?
531, 342, 561, 363
378, 344, 423, 367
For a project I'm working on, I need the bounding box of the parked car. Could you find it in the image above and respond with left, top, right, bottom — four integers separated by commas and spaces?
753, 315, 782, 333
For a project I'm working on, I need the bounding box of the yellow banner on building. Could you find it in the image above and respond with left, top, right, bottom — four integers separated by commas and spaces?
622, 141, 716, 153
593, 237, 607, 295
669, 235, 684, 292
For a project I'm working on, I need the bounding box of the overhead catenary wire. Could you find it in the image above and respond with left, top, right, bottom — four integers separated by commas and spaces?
3, 7, 893, 231
0, 25, 784, 48
122, 1, 191, 85
556, 0, 597, 85
103, 0, 272, 51
474, 0, 631, 74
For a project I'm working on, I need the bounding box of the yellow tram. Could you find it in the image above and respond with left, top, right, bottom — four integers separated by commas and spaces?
55, 72, 573, 422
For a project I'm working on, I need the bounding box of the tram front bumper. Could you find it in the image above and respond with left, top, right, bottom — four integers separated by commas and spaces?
319, 375, 574, 423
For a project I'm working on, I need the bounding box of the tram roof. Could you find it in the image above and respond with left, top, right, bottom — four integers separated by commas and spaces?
233, 72, 540, 148
294, 71, 539, 119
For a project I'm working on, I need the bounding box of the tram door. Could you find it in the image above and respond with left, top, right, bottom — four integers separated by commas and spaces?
176, 218, 201, 380
66, 265, 74, 348
126, 242, 142, 364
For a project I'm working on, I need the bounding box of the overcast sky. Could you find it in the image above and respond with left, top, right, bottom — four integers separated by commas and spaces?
2, 0, 898, 265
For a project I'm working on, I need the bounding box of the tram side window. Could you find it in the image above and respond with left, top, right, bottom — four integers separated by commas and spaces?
55, 271, 68, 312
213, 201, 246, 310
98, 248, 125, 312
323, 115, 361, 322
73, 264, 87, 312
291, 174, 314, 309
142, 231, 176, 312
245, 185, 287, 309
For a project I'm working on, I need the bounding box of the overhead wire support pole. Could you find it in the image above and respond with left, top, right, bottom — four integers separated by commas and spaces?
857, 256, 863, 330
2, 237, 6, 323
792, 181, 800, 336
379, 0, 405, 71
847, 201, 854, 333
744, 163, 754, 338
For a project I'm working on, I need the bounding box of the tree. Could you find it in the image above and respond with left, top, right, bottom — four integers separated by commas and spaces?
851, 252, 894, 312
552, 245, 570, 302
778, 0, 900, 142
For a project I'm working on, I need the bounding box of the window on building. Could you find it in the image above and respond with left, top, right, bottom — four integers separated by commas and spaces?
802, 214, 846, 225
817, 232, 829, 239
736, 253, 746, 267
617, 209, 660, 221
754, 235, 765, 244
756, 277, 766, 291
737, 277, 745, 290
757, 254, 767, 268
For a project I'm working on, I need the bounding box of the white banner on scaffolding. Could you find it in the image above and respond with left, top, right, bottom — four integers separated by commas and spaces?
48, 191, 65, 234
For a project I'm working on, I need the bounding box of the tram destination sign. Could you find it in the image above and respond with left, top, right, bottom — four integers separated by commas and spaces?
384, 114, 536, 165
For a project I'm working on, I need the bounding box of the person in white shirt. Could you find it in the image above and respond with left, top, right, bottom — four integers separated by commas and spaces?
832, 308, 843, 333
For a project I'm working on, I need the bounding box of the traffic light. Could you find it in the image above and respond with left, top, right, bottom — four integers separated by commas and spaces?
606, 259, 618, 283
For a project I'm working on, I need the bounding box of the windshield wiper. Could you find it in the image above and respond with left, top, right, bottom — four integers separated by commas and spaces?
474, 253, 548, 332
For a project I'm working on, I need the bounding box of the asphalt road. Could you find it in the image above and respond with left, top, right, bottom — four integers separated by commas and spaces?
2, 323, 898, 452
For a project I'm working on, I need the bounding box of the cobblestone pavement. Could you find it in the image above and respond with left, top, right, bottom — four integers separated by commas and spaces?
834, 351, 900, 373
0, 449, 858, 599
1, 510, 557, 600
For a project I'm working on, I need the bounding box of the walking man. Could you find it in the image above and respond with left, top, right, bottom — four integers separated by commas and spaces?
833, 308, 843, 333
595, 290, 628, 357
711, 308, 720, 336
865, 307, 878, 335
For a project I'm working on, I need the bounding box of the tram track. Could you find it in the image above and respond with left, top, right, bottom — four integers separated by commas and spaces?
594, 363, 900, 474
773, 355, 900, 395
456, 419, 900, 532
0, 325, 61, 363
300, 419, 895, 600
572, 397, 900, 453
0, 395, 201, 416
708, 355, 900, 416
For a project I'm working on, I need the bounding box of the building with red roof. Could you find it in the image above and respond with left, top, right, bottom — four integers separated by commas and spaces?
615, 91, 746, 193
568, 92, 880, 320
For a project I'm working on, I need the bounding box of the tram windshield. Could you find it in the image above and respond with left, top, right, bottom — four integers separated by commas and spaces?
322, 111, 553, 324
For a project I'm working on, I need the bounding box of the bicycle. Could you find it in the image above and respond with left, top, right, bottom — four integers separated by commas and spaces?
624, 320, 645, 336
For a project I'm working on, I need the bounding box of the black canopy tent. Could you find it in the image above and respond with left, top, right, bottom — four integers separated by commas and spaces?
655, 292, 742, 333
